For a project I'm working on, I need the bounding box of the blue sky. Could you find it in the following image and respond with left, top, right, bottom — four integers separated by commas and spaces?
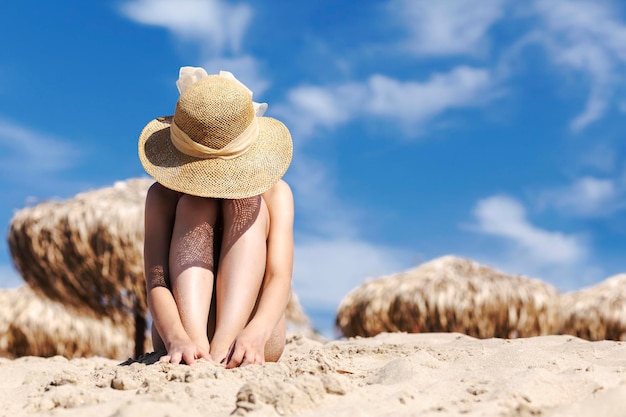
1, 0, 626, 335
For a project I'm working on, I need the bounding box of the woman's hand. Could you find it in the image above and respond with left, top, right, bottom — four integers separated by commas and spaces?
161, 337, 212, 365
223, 324, 269, 368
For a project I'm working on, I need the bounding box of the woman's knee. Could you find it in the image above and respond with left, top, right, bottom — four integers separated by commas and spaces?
145, 182, 180, 217
176, 194, 220, 223
221, 196, 261, 221
169, 195, 221, 272
147, 182, 178, 203
221, 196, 269, 238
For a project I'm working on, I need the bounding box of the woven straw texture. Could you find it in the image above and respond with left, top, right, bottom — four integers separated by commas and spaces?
138, 76, 292, 199
7, 179, 152, 335
560, 274, 626, 341
0, 286, 139, 359
336, 256, 563, 339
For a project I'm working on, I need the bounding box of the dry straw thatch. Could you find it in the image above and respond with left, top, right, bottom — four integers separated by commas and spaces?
559, 274, 626, 341
8, 178, 312, 357
8, 178, 152, 357
0, 286, 136, 359
336, 256, 563, 339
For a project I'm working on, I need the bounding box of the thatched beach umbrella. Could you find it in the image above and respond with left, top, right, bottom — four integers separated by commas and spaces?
0, 286, 137, 359
8, 178, 153, 357
559, 274, 626, 341
336, 256, 563, 339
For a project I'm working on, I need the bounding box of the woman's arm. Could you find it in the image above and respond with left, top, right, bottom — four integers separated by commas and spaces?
248, 181, 295, 331
224, 181, 294, 367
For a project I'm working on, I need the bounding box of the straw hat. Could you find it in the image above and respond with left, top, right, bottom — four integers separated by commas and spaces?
138, 67, 293, 199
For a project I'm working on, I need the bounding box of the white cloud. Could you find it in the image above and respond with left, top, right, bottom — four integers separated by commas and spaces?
530, 0, 626, 130
275, 84, 360, 140
118, 0, 265, 90
384, 0, 626, 131
0, 118, 80, 180
293, 237, 410, 311
471, 195, 587, 265
538, 176, 623, 217
464, 194, 605, 290
275, 66, 493, 141
119, 0, 251, 53
365, 67, 492, 121
388, 0, 506, 56
201, 55, 268, 96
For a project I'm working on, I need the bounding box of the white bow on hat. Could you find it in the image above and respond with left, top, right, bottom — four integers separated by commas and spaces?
175, 66, 267, 117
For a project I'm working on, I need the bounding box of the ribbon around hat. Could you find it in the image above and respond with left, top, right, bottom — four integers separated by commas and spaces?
170, 67, 267, 160
170, 117, 259, 160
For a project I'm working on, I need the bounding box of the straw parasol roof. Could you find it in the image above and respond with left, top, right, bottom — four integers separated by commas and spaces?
0, 286, 138, 359
8, 178, 152, 357
559, 274, 626, 341
8, 177, 311, 357
336, 256, 563, 339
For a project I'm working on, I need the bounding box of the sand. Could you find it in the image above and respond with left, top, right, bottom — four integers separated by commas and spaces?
1, 332, 626, 417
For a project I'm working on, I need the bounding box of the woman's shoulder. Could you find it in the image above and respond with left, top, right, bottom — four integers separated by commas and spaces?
262, 180, 293, 210
263, 179, 292, 199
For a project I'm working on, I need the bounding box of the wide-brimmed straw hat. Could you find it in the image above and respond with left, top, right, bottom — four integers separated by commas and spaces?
138, 67, 292, 199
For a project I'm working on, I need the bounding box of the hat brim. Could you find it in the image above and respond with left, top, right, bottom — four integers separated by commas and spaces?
138, 116, 293, 199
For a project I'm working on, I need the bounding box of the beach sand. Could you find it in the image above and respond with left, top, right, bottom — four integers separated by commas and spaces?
1, 332, 626, 417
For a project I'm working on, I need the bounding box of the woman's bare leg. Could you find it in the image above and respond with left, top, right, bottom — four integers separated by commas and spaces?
168, 194, 220, 353
209, 196, 269, 362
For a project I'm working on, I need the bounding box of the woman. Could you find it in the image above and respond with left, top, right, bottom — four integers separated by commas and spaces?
138, 68, 293, 368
